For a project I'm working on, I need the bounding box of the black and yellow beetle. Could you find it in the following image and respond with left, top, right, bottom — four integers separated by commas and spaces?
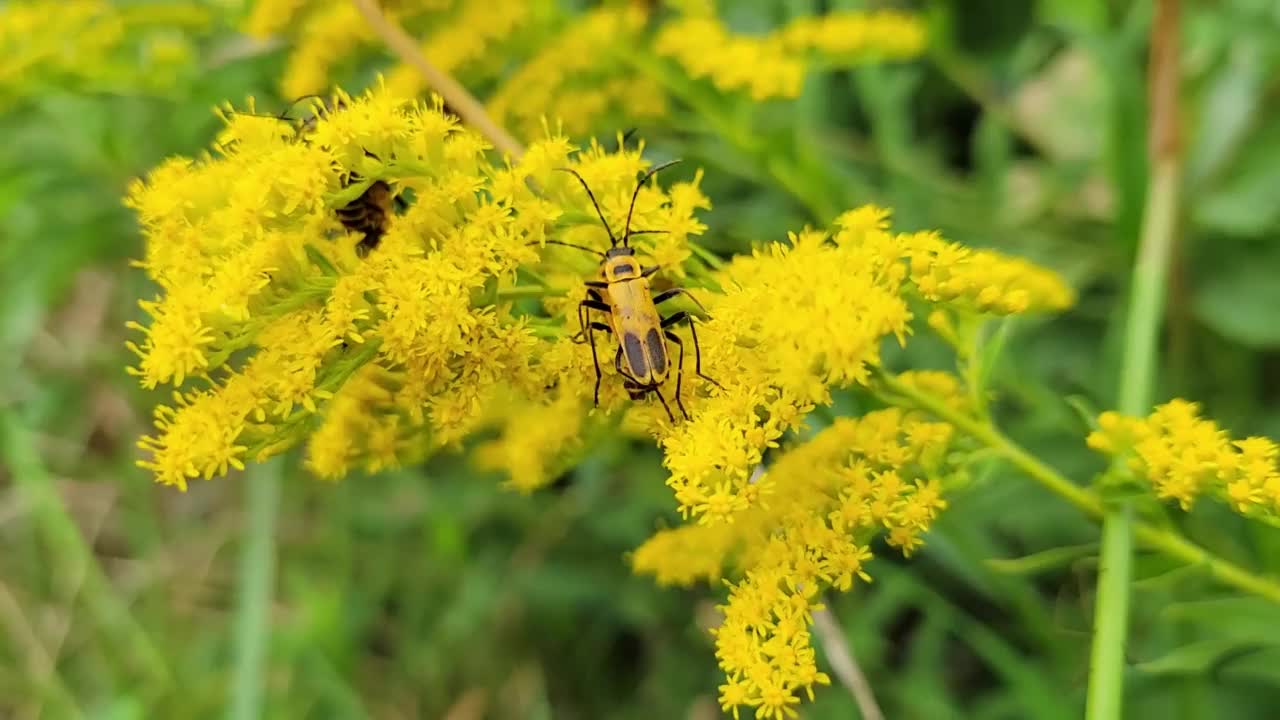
538, 160, 721, 421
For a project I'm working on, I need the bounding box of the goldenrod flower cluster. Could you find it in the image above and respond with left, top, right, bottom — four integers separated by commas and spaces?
127, 82, 1074, 714
646, 206, 1070, 527
634, 405, 956, 718
382, 0, 543, 100
126, 84, 708, 488
655, 9, 926, 101
903, 231, 1076, 314
249, 0, 521, 99
1089, 400, 1280, 517
487, 5, 668, 142
243, 0, 924, 142
649, 209, 911, 524
0, 0, 208, 100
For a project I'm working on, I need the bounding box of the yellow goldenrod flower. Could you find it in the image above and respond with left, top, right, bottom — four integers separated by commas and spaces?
654, 16, 805, 101
776, 9, 926, 63
488, 6, 667, 140
127, 79, 1075, 714
280, 2, 377, 98
244, 0, 313, 38
1089, 400, 1280, 516
635, 408, 956, 717
655, 9, 926, 102
648, 209, 911, 524
473, 392, 585, 493
0, 0, 206, 99
899, 229, 1076, 314
383, 0, 540, 99
128, 84, 708, 488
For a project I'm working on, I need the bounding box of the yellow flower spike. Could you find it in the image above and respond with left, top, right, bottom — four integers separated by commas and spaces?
134, 87, 650, 485
473, 392, 585, 493
1089, 400, 1280, 520
279, 2, 376, 98
244, 0, 312, 38
655, 16, 805, 101
776, 9, 927, 62
2, 0, 205, 98
383, 0, 535, 99
488, 6, 661, 141
637, 407, 964, 716
900, 230, 1075, 314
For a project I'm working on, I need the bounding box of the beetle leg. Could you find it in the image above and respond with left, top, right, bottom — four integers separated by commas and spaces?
649, 385, 677, 422
663, 311, 723, 390
571, 322, 611, 344
665, 330, 689, 420
579, 299, 607, 407
575, 298, 612, 341
653, 287, 710, 315
585, 280, 609, 289
640, 265, 661, 278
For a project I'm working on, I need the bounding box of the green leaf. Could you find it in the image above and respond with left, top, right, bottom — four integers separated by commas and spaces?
1136, 638, 1272, 677
985, 543, 1098, 576
1162, 597, 1280, 640
1036, 0, 1107, 33
1194, 129, 1280, 235
1193, 247, 1280, 348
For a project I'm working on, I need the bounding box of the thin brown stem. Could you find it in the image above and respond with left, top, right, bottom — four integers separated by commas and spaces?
351, 0, 525, 159
813, 605, 884, 720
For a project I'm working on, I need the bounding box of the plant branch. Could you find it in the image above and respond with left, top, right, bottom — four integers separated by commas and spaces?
876, 372, 1280, 606
229, 458, 283, 720
351, 0, 525, 159
813, 604, 884, 720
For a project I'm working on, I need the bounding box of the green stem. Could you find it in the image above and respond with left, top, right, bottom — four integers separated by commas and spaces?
1086, 146, 1181, 720
624, 51, 834, 221
228, 458, 283, 720
688, 240, 726, 274
877, 373, 1280, 605
1088, 0, 1183, 710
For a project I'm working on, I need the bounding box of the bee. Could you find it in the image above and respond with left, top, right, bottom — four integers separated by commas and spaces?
538, 160, 721, 421
232, 95, 406, 257
336, 178, 401, 257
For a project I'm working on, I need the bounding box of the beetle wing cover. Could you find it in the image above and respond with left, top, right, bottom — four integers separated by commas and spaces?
644, 328, 667, 376
622, 331, 650, 379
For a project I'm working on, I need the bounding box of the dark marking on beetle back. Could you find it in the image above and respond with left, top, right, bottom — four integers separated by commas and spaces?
623, 332, 649, 377
614, 263, 634, 275
645, 328, 666, 375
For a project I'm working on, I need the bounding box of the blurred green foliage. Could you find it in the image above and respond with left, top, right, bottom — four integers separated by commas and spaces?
3, 0, 1280, 718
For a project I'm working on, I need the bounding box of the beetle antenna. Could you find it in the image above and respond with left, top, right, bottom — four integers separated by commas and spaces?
527, 239, 606, 258
228, 94, 327, 123
623, 159, 681, 247
555, 167, 618, 247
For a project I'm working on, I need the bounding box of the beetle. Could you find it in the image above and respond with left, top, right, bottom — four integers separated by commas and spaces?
537, 159, 721, 421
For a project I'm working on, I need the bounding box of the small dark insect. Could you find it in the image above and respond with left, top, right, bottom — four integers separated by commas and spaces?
337, 179, 403, 257
534, 160, 721, 421
232, 95, 406, 256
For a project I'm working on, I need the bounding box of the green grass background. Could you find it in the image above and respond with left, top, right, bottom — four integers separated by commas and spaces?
3, 0, 1280, 718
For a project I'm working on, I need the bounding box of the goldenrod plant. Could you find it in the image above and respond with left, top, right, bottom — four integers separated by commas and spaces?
6, 0, 1280, 718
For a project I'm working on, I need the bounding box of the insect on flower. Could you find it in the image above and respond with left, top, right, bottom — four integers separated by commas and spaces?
234, 95, 407, 256
539, 161, 721, 421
